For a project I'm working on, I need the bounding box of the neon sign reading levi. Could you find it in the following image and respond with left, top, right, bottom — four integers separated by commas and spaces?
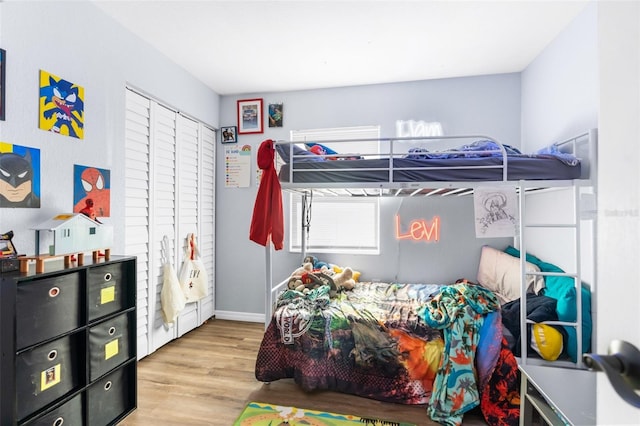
395, 215, 441, 242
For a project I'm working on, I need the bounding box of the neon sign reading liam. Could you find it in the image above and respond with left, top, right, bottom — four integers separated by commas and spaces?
395, 215, 440, 242
396, 120, 443, 137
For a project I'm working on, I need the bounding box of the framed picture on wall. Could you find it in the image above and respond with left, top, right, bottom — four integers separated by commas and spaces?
0, 49, 6, 121
221, 125, 237, 143
237, 98, 263, 134
268, 103, 283, 127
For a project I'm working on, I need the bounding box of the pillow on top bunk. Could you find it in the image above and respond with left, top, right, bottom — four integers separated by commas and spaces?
504, 245, 592, 362
275, 143, 325, 163
304, 142, 338, 155
476, 245, 545, 305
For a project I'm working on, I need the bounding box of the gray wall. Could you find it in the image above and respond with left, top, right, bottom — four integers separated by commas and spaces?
216, 74, 520, 318
0, 1, 219, 256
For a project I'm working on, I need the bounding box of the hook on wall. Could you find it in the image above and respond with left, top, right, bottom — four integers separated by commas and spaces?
583, 340, 640, 408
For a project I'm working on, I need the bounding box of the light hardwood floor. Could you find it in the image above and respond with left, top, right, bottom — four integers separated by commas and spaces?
119, 319, 487, 425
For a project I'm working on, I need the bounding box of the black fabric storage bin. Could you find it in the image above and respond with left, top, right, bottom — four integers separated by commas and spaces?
27, 394, 83, 426
16, 272, 82, 350
88, 263, 129, 321
89, 312, 133, 381
87, 365, 133, 426
16, 333, 82, 421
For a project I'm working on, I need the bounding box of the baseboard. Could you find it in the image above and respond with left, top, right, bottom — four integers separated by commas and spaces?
214, 310, 264, 323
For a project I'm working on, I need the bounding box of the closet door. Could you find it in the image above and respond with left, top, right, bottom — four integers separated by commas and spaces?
175, 115, 200, 336
124, 88, 215, 358
124, 89, 153, 357
174, 117, 216, 335
149, 103, 178, 351
199, 126, 216, 322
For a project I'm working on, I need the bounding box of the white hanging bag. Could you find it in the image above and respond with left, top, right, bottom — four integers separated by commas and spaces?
178, 233, 208, 302
160, 235, 186, 325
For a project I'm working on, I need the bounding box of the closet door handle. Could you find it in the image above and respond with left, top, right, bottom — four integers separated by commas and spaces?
583, 340, 640, 408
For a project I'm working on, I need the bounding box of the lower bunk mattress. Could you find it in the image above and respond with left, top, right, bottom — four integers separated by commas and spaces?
255, 281, 521, 426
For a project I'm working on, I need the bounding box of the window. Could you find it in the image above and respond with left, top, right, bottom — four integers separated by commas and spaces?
289, 126, 380, 254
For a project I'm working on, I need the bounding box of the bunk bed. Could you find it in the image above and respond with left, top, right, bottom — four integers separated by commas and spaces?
253, 130, 597, 425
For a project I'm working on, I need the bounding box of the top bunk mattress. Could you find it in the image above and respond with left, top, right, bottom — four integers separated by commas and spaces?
278, 155, 581, 184
275, 130, 596, 189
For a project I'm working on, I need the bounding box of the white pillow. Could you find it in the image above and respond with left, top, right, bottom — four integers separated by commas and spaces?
476, 245, 545, 305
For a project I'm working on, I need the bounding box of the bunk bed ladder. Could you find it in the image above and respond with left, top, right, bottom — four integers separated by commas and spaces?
517, 182, 584, 369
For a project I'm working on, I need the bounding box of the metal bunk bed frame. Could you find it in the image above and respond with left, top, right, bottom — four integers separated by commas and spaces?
263, 129, 597, 370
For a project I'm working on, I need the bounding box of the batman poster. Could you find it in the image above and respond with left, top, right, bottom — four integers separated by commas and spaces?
0, 143, 41, 208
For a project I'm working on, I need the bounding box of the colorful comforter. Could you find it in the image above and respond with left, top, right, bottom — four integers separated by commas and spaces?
255, 281, 520, 425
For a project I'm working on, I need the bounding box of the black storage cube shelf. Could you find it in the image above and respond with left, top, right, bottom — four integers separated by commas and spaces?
0, 256, 137, 425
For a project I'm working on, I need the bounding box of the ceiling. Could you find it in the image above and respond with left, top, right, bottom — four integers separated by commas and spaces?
92, 0, 590, 96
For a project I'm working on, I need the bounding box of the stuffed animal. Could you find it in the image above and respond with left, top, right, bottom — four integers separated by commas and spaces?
332, 265, 361, 282
287, 261, 356, 295
287, 262, 313, 291
303, 255, 331, 271
287, 262, 335, 293
332, 267, 356, 291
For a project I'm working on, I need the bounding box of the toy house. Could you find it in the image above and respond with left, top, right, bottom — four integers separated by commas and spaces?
32, 213, 113, 257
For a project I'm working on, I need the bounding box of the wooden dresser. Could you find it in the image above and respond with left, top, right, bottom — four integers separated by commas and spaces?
0, 256, 137, 425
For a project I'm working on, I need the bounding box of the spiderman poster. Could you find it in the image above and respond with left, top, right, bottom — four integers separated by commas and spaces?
73, 164, 110, 218
39, 70, 84, 139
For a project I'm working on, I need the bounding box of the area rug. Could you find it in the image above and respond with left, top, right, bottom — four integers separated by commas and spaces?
234, 401, 417, 426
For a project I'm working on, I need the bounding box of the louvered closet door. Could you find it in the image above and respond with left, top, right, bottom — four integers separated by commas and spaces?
198, 126, 215, 322
174, 117, 216, 335
175, 115, 202, 336
126, 89, 180, 356
149, 103, 179, 351
125, 89, 216, 356
124, 89, 154, 357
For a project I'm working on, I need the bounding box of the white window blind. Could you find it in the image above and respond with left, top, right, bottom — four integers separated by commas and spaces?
291, 125, 381, 158
289, 126, 380, 254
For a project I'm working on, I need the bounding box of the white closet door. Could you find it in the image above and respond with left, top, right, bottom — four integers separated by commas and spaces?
149, 103, 178, 351
124, 89, 153, 357
125, 89, 216, 356
126, 90, 180, 356
199, 126, 216, 321
175, 114, 202, 336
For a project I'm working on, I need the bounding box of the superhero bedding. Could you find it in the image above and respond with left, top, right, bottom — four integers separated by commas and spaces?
255, 280, 521, 426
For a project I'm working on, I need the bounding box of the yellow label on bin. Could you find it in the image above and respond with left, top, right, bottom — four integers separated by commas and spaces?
101, 285, 116, 304
41, 364, 61, 391
105, 339, 119, 360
